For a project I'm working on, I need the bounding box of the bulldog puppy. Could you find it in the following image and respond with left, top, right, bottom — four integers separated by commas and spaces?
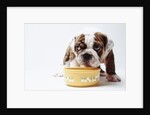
63, 32, 121, 82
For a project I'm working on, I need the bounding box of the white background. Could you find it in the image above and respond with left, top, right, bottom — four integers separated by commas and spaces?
24, 23, 126, 90
7, 7, 143, 108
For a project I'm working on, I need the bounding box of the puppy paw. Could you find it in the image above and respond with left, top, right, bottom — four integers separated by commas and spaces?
106, 74, 121, 82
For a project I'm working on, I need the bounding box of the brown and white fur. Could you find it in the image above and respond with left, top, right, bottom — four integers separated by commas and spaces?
63, 32, 121, 82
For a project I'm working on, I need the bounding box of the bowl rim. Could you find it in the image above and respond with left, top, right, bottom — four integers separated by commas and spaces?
64, 67, 100, 71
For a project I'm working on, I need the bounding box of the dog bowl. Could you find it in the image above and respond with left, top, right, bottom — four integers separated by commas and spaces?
63, 67, 100, 87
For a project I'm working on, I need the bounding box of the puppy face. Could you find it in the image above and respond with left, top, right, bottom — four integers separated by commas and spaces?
63, 32, 113, 68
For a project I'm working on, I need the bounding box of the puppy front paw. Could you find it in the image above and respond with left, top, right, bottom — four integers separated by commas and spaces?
106, 74, 121, 82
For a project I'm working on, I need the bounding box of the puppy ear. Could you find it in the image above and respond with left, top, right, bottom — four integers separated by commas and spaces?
63, 41, 76, 65
63, 46, 71, 65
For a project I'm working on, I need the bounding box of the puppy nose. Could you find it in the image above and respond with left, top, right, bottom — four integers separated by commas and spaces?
82, 53, 92, 60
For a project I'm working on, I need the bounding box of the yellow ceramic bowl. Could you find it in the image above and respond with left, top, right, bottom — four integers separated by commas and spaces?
64, 67, 100, 87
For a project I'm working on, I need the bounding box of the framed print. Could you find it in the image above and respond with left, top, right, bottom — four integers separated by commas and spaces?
6, 7, 143, 108
1, 0, 147, 111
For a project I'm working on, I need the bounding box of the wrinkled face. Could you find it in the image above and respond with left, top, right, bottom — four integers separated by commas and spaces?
71, 32, 107, 67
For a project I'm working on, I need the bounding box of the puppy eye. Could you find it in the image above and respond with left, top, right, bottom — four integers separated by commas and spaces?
93, 45, 101, 51
76, 45, 81, 51
77, 46, 81, 51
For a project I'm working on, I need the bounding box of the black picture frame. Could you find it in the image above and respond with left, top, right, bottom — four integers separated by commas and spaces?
1, 0, 148, 112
